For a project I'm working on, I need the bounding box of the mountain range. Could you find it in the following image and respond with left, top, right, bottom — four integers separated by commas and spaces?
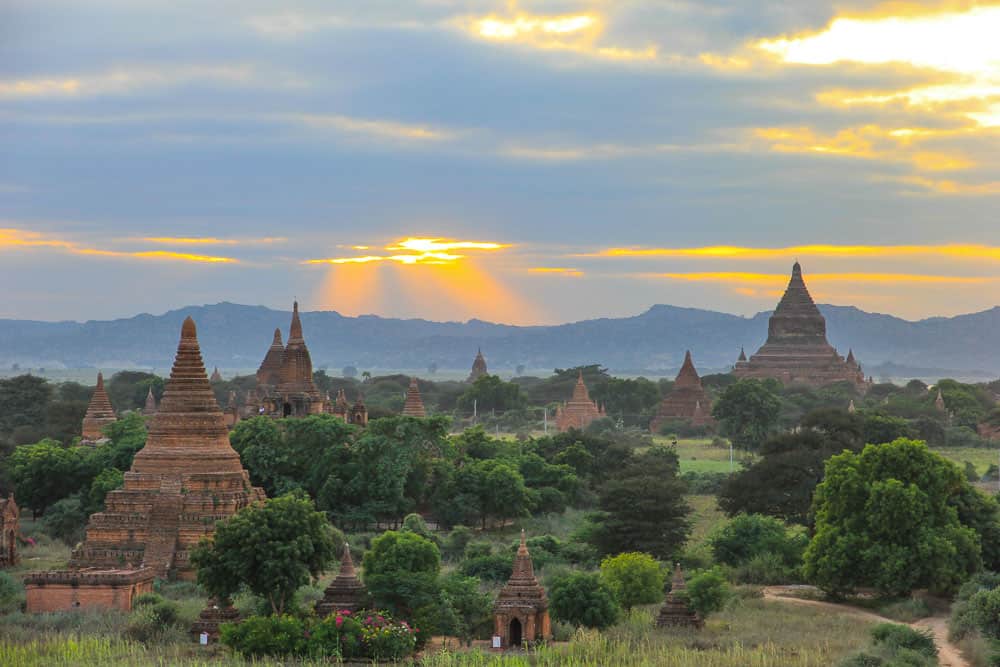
2, 302, 999, 379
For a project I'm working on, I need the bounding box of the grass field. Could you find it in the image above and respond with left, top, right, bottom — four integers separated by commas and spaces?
935, 447, 1000, 478
663, 438, 739, 474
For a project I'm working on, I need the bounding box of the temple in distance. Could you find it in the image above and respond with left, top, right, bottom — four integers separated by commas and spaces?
733, 262, 869, 391
468, 348, 488, 382
81, 372, 117, 443
555, 371, 605, 432
650, 351, 713, 433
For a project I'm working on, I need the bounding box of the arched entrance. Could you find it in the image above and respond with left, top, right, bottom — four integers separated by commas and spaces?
508, 618, 522, 647
283, 403, 292, 417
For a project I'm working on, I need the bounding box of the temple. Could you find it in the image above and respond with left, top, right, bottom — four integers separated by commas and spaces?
493, 531, 551, 648
468, 348, 488, 382
402, 377, 426, 417
655, 564, 702, 629
316, 543, 368, 616
81, 372, 117, 443
650, 351, 713, 433
246, 302, 327, 418
733, 263, 868, 390
328, 388, 369, 427
0, 493, 19, 568
143, 387, 158, 416
555, 371, 605, 432
60, 317, 265, 583
210, 367, 223, 383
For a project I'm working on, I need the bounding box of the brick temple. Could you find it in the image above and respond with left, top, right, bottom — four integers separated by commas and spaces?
63, 317, 264, 583
81, 372, 117, 443
246, 302, 326, 417
329, 388, 368, 426
650, 351, 713, 433
0, 493, 19, 568
733, 262, 868, 390
493, 531, 551, 648
316, 543, 367, 616
555, 371, 605, 432
402, 377, 427, 417
468, 348, 488, 382
656, 563, 702, 629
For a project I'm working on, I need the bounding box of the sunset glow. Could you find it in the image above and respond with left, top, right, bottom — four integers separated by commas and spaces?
594, 244, 1000, 262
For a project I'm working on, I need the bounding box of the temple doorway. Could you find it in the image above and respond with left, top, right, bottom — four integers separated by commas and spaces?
509, 618, 522, 647
283, 403, 292, 417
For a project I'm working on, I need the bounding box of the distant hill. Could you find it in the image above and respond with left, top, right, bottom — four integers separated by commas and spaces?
1, 302, 999, 378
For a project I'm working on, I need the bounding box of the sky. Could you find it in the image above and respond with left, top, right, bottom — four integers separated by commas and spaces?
3, 0, 1000, 325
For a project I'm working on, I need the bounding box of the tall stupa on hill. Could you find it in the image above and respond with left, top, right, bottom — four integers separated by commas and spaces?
68, 316, 265, 579
733, 262, 868, 390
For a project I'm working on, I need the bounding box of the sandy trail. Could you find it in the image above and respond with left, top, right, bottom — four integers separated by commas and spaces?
762, 586, 968, 667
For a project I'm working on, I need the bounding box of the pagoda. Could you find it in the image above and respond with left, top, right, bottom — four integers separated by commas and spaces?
349, 394, 369, 427
67, 317, 265, 580
246, 302, 327, 417
493, 531, 551, 648
402, 377, 426, 417
555, 371, 604, 432
210, 367, 222, 383
468, 348, 488, 382
650, 351, 714, 433
81, 372, 117, 442
655, 563, 702, 629
143, 387, 158, 415
733, 263, 868, 390
316, 543, 368, 616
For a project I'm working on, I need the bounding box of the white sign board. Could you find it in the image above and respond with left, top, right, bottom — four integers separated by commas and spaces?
199, 632, 209, 645
492, 635, 502, 649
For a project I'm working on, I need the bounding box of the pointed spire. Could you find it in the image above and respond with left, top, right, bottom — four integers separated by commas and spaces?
846, 349, 856, 365
82, 371, 117, 440
340, 542, 356, 577
272, 328, 283, 346
675, 351, 703, 390
144, 386, 158, 415
210, 367, 222, 383
289, 301, 303, 343
402, 377, 426, 417
316, 542, 367, 615
935, 388, 946, 412
738, 346, 747, 362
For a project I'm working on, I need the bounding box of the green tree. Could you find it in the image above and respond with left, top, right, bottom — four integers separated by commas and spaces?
862, 413, 916, 445
682, 567, 729, 617
86, 467, 124, 514
712, 379, 781, 452
229, 416, 286, 495
363, 530, 442, 621
0, 375, 51, 441
457, 375, 526, 413
804, 439, 980, 596
709, 513, 806, 569
42, 494, 88, 544
588, 446, 690, 559
456, 459, 530, 529
99, 411, 148, 471
191, 494, 340, 615
549, 571, 620, 629
107, 371, 164, 412
9, 439, 88, 516
440, 572, 493, 645
600, 552, 664, 612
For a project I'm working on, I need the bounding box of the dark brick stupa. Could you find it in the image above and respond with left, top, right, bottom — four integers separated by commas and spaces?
656, 563, 702, 629
733, 262, 868, 390
650, 351, 713, 433
316, 543, 367, 616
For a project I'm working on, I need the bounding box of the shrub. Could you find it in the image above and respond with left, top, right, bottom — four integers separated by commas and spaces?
123, 600, 181, 644
221, 614, 308, 657
0, 571, 23, 613
41, 494, 88, 545
732, 552, 799, 585
681, 471, 729, 495
710, 513, 806, 570
682, 567, 729, 618
360, 611, 418, 661
548, 571, 620, 629
309, 611, 364, 660
132, 592, 165, 608
870, 623, 937, 658
599, 552, 664, 612
459, 554, 512, 583
968, 588, 1000, 639
442, 526, 473, 562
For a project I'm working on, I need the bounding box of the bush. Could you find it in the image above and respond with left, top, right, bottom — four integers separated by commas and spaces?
459, 554, 512, 583
600, 552, 664, 612
682, 567, 729, 618
710, 513, 806, 570
732, 552, 800, 585
681, 471, 729, 495
969, 588, 1000, 639
41, 494, 88, 545
442, 526, 473, 562
548, 571, 620, 629
309, 612, 364, 659
222, 614, 308, 657
0, 571, 23, 613
123, 600, 181, 644
870, 623, 937, 658
360, 611, 419, 661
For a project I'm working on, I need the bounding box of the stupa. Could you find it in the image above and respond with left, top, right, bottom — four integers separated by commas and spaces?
733, 263, 868, 390
246, 303, 327, 417
468, 348, 488, 382
555, 371, 605, 432
650, 351, 714, 433
143, 387, 158, 415
493, 531, 551, 648
210, 367, 223, 383
0, 493, 19, 568
81, 372, 117, 442
66, 316, 265, 581
402, 377, 426, 417
655, 563, 702, 629
349, 394, 369, 427
316, 543, 367, 616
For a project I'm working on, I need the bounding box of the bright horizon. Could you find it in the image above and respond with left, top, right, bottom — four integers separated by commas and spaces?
3, 2, 1000, 324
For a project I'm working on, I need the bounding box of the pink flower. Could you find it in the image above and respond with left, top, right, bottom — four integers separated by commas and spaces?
335, 616, 344, 628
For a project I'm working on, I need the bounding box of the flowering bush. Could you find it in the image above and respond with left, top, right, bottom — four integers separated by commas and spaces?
221, 609, 416, 660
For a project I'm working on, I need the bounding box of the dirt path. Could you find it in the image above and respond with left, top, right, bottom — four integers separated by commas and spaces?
762, 586, 969, 667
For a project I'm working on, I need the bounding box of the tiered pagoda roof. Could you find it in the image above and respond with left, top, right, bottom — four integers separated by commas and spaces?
247, 303, 325, 417
82, 372, 117, 441
468, 348, 488, 382
650, 351, 713, 433
733, 263, 868, 390
493, 530, 551, 646
316, 543, 367, 616
143, 387, 158, 415
402, 377, 426, 417
656, 564, 702, 629
555, 371, 604, 432
69, 317, 265, 580
256, 328, 285, 386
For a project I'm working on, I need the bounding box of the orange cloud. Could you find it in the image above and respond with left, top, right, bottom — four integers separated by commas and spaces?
0, 227, 238, 263
527, 267, 584, 277
648, 271, 990, 285
305, 237, 509, 266
141, 236, 285, 245
590, 244, 1000, 261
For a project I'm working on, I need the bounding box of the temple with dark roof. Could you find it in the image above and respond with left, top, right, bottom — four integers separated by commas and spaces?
246, 302, 327, 418
468, 348, 488, 382
402, 377, 426, 417
81, 372, 117, 443
493, 531, 551, 648
650, 351, 713, 433
733, 263, 868, 390
555, 371, 605, 432
65, 317, 265, 581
